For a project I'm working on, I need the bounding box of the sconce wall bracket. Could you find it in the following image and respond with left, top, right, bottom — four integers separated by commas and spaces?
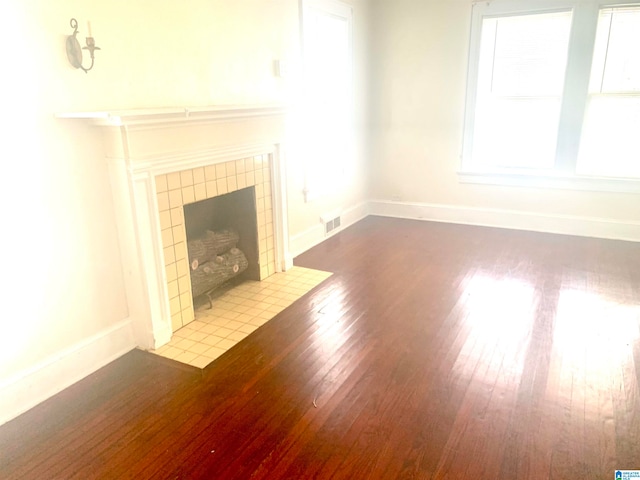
66, 18, 100, 73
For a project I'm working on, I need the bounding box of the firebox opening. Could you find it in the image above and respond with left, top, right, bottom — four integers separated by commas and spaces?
184, 186, 260, 303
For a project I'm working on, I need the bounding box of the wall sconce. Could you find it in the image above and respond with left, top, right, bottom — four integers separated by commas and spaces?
66, 18, 100, 73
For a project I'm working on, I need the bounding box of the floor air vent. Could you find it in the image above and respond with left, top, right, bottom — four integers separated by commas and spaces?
324, 215, 341, 235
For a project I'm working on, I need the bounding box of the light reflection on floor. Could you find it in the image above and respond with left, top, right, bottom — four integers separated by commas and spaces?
453, 273, 536, 387
452, 271, 640, 402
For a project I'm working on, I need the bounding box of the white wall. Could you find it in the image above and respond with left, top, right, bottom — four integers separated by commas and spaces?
369, 0, 640, 238
0, 0, 369, 424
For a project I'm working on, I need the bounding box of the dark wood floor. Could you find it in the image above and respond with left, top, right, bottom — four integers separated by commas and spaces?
1, 216, 640, 479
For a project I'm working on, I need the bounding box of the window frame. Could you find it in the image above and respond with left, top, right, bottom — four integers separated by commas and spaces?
460, 0, 640, 194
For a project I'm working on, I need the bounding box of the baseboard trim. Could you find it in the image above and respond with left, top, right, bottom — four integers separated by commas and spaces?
369, 200, 640, 242
289, 201, 370, 258
0, 319, 136, 426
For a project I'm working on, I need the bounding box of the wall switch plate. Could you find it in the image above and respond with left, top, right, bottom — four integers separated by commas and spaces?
274, 59, 289, 78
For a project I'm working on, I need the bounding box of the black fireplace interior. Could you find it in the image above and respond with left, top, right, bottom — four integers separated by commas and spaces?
183, 186, 260, 286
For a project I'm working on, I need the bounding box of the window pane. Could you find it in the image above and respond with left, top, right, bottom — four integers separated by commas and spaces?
577, 96, 640, 178
302, 5, 353, 200
589, 7, 640, 94
485, 13, 572, 96
471, 11, 572, 169
473, 98, 562, 169
579, 6, 640, 178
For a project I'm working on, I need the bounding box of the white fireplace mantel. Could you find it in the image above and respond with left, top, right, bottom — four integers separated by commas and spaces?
56, 104, 287, 127
58, 105, 291, 351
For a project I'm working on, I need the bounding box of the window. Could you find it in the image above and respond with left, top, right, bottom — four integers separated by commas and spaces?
578, 6, 640, 177
300, 0, 353, 202
461, 0, 640, 191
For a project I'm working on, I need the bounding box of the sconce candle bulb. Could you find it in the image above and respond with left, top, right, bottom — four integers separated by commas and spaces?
66, 18, 100, 73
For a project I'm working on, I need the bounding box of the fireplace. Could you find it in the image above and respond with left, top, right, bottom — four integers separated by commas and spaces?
57, 106, 291, 350
156, 155, 276, 332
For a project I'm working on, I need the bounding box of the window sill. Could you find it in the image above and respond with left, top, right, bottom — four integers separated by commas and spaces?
458, 170, 640, 194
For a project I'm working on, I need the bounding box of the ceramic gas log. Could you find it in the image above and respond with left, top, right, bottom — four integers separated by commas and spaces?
188, 228, 248, 297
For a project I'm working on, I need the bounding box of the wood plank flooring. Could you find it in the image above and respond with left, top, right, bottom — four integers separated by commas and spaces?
1, 216, 639, 479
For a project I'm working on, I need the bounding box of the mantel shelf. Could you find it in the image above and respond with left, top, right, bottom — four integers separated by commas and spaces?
55, 104, 288, 127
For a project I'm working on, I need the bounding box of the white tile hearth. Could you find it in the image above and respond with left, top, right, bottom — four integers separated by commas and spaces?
150, 266, 332, 368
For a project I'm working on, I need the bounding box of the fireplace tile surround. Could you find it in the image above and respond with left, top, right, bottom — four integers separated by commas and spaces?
155, 155, 276, 332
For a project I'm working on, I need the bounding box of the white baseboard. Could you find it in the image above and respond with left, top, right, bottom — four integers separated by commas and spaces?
369, 200, 640, 242
0, 319, 136, 426
289, 201, 370, 258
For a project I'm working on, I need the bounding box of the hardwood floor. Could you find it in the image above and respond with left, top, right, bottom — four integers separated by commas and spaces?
1, 216, 639, 479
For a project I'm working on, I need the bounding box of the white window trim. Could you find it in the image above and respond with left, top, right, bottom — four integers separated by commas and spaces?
458, 170, 640, 193
460, 0, 640, 194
